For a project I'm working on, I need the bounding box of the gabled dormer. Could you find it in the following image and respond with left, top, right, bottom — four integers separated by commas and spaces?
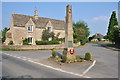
45, 20, 53, 33
25, 18, 35, 32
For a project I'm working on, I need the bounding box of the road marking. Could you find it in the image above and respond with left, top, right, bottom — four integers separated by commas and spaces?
2, 53, 96, 78
81, 60, 96, 76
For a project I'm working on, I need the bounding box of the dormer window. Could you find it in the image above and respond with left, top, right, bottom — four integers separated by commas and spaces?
28, 25, 33, 32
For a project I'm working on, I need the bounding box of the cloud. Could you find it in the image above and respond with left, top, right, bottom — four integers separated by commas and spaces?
92, 16, 109, 22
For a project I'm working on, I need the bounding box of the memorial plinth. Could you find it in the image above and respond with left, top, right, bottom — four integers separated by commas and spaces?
64, 4, 76, 61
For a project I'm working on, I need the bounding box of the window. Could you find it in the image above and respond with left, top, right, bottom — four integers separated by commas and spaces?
48, 27, 52, 33
28, 37, 32, 44
28, 25, 33, 32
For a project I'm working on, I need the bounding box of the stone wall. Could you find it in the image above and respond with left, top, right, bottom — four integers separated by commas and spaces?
2, 42, 80, 49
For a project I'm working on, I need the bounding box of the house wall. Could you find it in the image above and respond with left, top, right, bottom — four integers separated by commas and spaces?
5, 17, 65, 45
12, 27, 27, 45
53, 29, 65, 38
35, 28, 44, 41
5, 26, 65, 45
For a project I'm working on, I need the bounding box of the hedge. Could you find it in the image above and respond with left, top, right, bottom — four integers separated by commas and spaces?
35, 41, 59, 45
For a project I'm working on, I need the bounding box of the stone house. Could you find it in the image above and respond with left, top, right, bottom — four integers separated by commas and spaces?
5, 10, 66, 45
91, 33, 105, 41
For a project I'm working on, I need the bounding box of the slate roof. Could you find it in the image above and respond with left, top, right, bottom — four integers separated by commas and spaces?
12, 14, 66, 30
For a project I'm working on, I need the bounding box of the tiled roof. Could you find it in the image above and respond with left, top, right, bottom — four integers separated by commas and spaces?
12, 14, 66, 30
94, 33, 104, 39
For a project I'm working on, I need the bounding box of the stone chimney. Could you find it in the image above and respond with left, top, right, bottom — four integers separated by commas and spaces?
34, 10, 38, 19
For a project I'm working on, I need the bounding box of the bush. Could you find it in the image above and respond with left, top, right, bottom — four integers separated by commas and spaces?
8, 41, 14, 45
35, 41, 59, 45
62, 55, 67, 63
23, 38, 30, 45
85, 52, 91, 60
76, 55, 81, 59
52, 51, 57, 58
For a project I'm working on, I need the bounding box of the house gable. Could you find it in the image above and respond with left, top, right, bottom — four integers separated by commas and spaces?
45, 21, 53, 28
25, 18, 35, 26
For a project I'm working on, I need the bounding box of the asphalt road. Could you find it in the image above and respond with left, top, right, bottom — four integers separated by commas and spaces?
2, 54, 82, 78
2, 43, 118, 78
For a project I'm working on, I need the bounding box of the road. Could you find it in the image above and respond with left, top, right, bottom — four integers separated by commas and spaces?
2, 54, 83, 78
2, 43, 118, 78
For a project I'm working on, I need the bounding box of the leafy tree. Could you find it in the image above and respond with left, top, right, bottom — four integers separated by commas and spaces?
42, 29, 55, 41
73, 21, 90, 45
2, 27, 7, 43
107, 11, 118, 42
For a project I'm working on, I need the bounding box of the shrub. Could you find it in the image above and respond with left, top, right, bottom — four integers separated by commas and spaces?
85, 52, 91, 60
76, 55, 81, 59
35, 41, 59, 45
62, 55, 67, 63
52, 51, 57, 58
23, 38, 30, 45
8, 41, 14, 45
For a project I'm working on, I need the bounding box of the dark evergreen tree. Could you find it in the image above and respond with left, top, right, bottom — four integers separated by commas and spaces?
2, 27, 7, 43
107, 11, 118, 42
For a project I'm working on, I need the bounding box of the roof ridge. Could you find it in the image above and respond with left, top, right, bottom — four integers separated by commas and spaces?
12, 13, 33, 17
12, 13, 65, 22
39, 17, 65, 22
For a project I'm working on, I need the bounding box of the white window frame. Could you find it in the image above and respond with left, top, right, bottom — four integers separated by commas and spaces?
28, 25, 33, 32
28, 37, 33, 44
48, 27, 52, 33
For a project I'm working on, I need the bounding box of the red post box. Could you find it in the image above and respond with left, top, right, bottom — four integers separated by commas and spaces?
69, 49, 74, 54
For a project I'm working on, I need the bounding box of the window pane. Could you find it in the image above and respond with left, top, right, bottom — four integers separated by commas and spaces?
28, 25, 32, 32
28, 37, 32, 43
48, 27, 52, 33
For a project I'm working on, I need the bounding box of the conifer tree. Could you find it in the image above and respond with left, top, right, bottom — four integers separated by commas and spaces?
107, 11, 118, 42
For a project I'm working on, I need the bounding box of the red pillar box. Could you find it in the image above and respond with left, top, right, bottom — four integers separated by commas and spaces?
69, 49, 74, 54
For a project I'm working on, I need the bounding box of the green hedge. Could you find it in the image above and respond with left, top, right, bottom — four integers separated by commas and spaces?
35, 41, 59, 45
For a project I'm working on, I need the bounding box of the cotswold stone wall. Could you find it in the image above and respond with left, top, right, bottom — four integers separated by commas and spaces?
3, 42, 80, 49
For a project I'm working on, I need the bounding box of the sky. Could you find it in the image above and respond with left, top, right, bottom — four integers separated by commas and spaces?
2, 2, 118, 36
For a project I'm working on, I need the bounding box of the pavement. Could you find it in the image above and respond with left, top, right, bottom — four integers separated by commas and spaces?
1, 43, 118, 78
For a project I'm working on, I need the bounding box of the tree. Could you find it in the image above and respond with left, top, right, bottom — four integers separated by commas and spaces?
73, 21, 90, 45
2, 27, 7, 43
107, 11, 118, 42
113, 25, 120, 46
42, 29, 55, 41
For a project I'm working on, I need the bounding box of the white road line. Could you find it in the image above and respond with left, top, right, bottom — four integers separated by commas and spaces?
81, 60, 96, 76
2, 53, 96, 78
